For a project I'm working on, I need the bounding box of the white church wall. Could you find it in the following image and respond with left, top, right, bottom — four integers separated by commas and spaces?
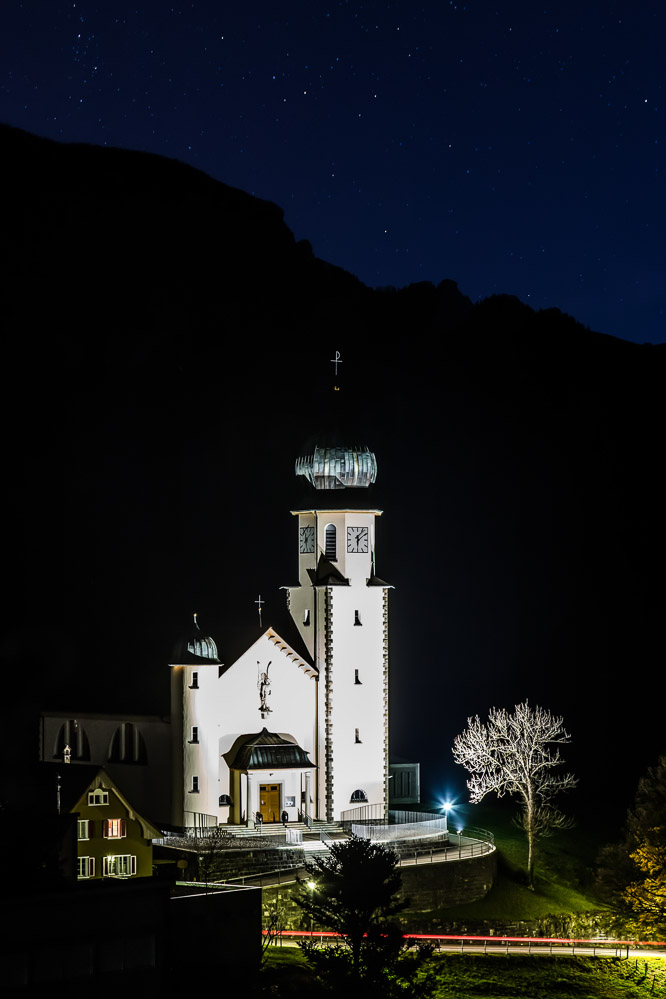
180, 662, 220, 824
178, 632, 316, 826
325, 585, 388, 819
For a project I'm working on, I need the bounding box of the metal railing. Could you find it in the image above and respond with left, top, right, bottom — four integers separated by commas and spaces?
397, 831, 495, 864
353, 816, 448, 842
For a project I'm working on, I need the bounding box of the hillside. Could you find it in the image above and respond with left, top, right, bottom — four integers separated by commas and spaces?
2, 124, 664, 817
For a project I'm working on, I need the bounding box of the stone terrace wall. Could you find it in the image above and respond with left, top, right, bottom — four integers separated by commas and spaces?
399, 850, 497, 910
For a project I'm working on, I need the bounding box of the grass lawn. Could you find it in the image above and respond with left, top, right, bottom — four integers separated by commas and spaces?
426, 954, 666, 998
409, 800, 608, 928
259, 950, 666, 997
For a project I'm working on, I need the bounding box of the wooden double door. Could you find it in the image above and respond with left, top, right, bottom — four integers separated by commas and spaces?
259, 784, 280, 823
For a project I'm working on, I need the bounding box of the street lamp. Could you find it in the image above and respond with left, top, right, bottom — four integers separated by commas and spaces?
441, 800, 452, 836
307, 880, 316, 937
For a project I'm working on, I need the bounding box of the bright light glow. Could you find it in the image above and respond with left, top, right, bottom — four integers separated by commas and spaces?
307, 881, 316, 890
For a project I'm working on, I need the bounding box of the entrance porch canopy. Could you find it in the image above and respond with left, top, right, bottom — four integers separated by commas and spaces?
224, 728, 315, 771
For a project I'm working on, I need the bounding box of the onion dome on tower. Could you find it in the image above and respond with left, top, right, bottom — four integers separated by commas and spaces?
295, 446, 377, 490
170, 612, 221, 665
291, 346, 384, 507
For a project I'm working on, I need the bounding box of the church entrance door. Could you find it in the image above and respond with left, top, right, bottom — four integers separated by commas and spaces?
259, 784, 280, 823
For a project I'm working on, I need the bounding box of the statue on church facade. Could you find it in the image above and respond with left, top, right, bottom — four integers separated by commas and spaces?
258, 661, 272, 715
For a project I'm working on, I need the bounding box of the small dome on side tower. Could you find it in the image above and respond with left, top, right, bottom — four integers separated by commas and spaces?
171, 613, 221, 664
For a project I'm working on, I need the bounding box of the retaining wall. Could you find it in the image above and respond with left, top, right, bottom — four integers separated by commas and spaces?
399, 850, 497, 910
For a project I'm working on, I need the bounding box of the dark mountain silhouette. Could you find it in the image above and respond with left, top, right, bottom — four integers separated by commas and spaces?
2, 124, 664, 818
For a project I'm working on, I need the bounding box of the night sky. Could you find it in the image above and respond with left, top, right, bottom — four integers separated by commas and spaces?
2, 0, 665, 344
4, 2, 665, 827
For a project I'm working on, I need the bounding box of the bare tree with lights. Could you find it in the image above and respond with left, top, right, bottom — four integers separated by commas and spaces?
452, 700, 577, 888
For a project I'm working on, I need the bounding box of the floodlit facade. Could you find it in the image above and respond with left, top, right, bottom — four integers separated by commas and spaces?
171, 445, 391, 828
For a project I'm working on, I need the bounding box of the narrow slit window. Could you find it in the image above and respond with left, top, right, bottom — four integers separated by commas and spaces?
190, 671, 199, 689
354, 669, 362, 685
191, 776, 199, 793
355, 728, 362, 744
190, 726, 199, 743
354, 610, 362, 626
303, 609, 310, 626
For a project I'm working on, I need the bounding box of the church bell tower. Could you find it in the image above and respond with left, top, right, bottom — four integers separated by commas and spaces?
286, 445, 390, 822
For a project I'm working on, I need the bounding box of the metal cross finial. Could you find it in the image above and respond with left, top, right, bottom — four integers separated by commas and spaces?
255, 594, 265, 628
331, 350, 342, 376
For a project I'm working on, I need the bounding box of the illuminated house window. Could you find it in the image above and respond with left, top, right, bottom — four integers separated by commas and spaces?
324, 524, 337, 560
103, 855, 137, 877
354, 610, 362, 626
88, 789, 109, 806
354, 669, 362, 685
77, 820, 90, 840
104, 818, 126, 839
191, 776, 199, 793
189, 671, 199, 689
77, 856, 95, 879
350, 789, 368, 803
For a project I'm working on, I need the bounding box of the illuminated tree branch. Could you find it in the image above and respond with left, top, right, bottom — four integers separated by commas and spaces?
452, 700, 577, 886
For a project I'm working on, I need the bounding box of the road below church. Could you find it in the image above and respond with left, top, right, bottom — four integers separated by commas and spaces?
266, 931, 666, 960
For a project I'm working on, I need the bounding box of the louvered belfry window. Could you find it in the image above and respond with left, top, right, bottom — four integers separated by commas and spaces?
325, 524, 337, 560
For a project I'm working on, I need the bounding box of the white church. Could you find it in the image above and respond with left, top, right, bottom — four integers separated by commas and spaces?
171, 444, 391, 829
41, 442, 419, 829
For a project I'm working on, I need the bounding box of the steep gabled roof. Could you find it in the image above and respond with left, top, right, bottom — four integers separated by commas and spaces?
39, 762, 161, 840
217, 604, 316, 680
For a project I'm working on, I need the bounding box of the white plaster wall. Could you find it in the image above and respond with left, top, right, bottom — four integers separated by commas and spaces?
181, 661, 220, 823
326, 585, 387, 819
289, 508, 386, 821
179, 632, 316, 825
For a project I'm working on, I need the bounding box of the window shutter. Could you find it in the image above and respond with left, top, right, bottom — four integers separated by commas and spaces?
103, 819, 109, 837
131, 856, 137, 875
120, 819, 126, 838
88, 819, 94, 838
90, 857, 95, 877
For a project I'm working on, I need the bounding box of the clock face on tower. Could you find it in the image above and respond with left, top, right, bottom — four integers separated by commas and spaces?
299, 525, 315, 553
347, 526, 369, 553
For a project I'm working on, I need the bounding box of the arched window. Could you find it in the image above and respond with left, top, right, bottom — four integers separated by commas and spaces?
53, 720, 90, 761
219, 794, 232, 807
324, 524, 337, 561
350, 789, 368, 803
107, 723, 147, 764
